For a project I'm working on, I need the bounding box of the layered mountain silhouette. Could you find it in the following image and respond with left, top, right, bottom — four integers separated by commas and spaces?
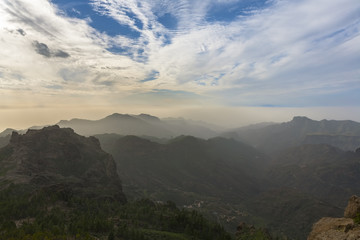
1, 114, 360, 239
0, 126, 233, 240
58, 113, 218, 139
225, 116, 360, 153
0, 125, 126, 202
268, 144, 360, 207
303, 134, 360, 151
96, 133, 345, 239
96, 134, 268, 202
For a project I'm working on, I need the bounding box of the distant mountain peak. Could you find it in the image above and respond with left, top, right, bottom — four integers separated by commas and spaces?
291, 116, 313, 123
105, 113, 133, 119
230, 116, 360, 153
168, 135, 207, 147
136, 113, 161, 122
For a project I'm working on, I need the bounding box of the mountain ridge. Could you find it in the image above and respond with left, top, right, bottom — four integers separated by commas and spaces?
225, 116, 360, 153
57, 113, 219, 139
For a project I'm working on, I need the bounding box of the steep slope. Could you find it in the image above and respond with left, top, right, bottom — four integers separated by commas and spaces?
227, 116, 360, 153
58, 113, 218, 139
0, 125, 126, 202
268, 144, 360, 207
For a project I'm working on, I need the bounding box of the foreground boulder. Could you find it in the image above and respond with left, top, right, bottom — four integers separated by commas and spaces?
0, 125, 126, 202
308, 196, 360, 240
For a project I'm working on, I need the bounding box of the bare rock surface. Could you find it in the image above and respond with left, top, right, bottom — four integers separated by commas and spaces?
0, 125, 126, 202
345, 196, 360, 218
308, 196, 360, 240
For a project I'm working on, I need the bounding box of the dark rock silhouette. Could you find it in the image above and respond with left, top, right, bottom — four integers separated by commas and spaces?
0, 125, 126, 202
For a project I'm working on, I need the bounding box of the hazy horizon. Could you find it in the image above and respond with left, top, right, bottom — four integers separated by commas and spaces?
2, 106, 360, 133
1, 0, 359, 131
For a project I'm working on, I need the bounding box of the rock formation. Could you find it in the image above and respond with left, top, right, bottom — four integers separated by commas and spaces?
307, 196, 360, 240
0, 125, 126, 202
344, 196, 360, 218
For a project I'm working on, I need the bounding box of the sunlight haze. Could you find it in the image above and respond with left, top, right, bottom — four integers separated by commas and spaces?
0, 0, 359, 129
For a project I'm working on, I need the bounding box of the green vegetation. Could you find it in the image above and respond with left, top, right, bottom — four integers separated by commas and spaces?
236, 230, 272, 240
0, 184, 232, 240
354, 213, 360, 224
235, 222, 273, 240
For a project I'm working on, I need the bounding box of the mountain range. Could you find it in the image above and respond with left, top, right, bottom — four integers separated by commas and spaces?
96, 133, 351, 239
57, 113, 218, 139
1, 113, 360, 239
269, 144, 360, 207
96, 134, 268, 201
225, 116, 360, 153
3, 113, 360, 153
0, 126, 231, 240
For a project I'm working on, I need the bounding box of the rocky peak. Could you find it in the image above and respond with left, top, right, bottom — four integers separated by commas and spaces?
0, 125, 126, 202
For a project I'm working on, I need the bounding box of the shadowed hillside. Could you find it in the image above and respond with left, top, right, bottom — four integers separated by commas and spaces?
96, 134, 344, 239
268, 144, 360, 207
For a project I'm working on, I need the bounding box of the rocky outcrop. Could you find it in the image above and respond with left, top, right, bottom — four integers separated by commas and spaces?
0, 125, 126, 202
345, 196, 360, 218
308, 196, 360, 240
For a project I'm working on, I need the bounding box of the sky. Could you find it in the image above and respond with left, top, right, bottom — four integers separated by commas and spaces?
0, 0, 359, 130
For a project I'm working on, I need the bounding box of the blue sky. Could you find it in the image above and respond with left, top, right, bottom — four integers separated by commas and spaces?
0, 0, 359, 129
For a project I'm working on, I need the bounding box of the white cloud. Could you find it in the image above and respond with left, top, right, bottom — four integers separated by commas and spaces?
0, 0, 359, 109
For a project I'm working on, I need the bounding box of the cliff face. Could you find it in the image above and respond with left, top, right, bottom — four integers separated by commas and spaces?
0, 125, 126, 202
308, 196, 360, 240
